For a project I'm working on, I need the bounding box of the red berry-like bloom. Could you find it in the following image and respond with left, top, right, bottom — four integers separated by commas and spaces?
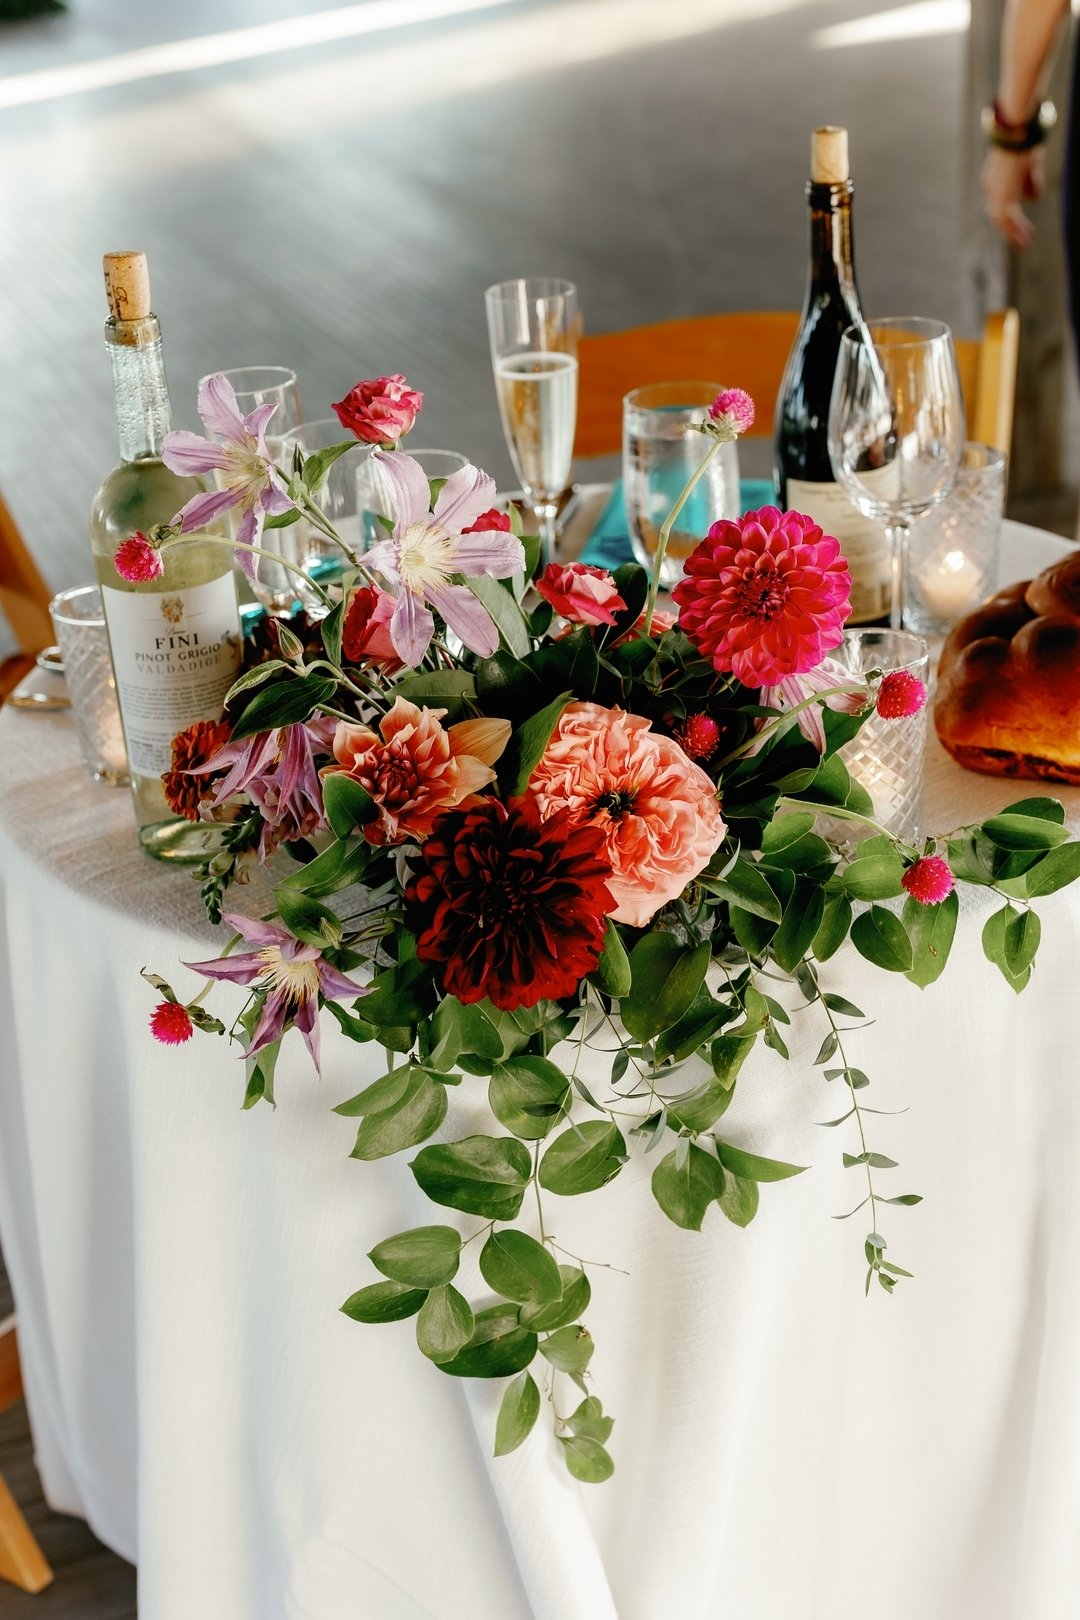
115, 532, 164, 583
876, 669, 927, 719
672, 507, 851, 689
675, 713, 722, 761
150, 1001, 194, 1044
461, 507, 511, 535
707, 387, 756, 436
404, 796, 613, 1010
901, 856, 955, 906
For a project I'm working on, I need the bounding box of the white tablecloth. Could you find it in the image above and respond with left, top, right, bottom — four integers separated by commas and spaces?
2, 521, 1080, 1620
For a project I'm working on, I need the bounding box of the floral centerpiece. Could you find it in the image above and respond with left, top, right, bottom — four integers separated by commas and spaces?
131, 374, 1080, 1485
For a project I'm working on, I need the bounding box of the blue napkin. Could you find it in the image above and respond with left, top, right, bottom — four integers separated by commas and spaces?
579, 477, 776, 571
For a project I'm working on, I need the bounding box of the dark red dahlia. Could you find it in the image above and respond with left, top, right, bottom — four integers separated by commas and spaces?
161, 718, 232, 820
403, 796, 613, 1010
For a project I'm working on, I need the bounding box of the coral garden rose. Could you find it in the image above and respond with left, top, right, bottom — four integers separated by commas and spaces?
341, 585, 402, 670
326, 697, 510, 846
528, 701, 726, 927
673, 506, 851, 689
535, 562, 628, 627
331, 375, 423, 445
404, 796, 613, 1010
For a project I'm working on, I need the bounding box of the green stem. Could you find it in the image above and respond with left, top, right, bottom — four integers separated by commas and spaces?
715, 683, 869, 769
159, 534, 335, 611
643, 438, 722, 635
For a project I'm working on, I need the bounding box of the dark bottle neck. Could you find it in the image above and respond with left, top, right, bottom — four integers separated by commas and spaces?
805, 178, 858, 304
104, 314, 173, 463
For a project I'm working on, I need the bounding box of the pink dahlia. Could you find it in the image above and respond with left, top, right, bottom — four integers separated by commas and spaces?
707, 387, 756, 437
673, 506, 851, 689
535, 562, 627, 628
901, 856, 955, 906
877, 670, 927, 719
150, 1001, 194, 1045
527, 702, 726, 927
115, 532, 164, 583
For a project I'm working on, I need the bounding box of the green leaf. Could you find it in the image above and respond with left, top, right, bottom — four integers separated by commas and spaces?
770, 883, 825, 973
981, 813, 1070, 851
1005, 907, 1041, 976
350, 1068, 448, 1160
655, 990, 737, 1065
489, 1056, 571, 1141
479, 1229, 564, 1306
301, 438, 355, 494
558, 1435, 614, 1484
715, 1141, 806, 1181
667, 1074, 736, 1133
1024, 842, 1080, 897
224, 659, 288, 703
623, 936, 711, 1040
567, 1397, 614, 1444
273, 885, 343, 950
320, 594, 345, 666
242, 1038, 280, 1109
229, 672, 337, 740
393, 668, 477, 720
416, 1283, 475, 1363
981, 904, 1032, 992
341, 1280, 428, 1323
277, 836, 371, 898
467, 574, 533, 658
322, 773, 379, 838
840, 850, 906, 900
813, 891, 852, 962
411, 1135, 532, 1218
700, 858, 782, 923
369, 1225, 462, 1288
494, 1372, 541, 1456
436, 1306, 538, 1379
539, 1121, 627, 1195
717, 1171, 759, 1227
356, 960, 436, 1028
520, 1266, 591, 1330
539, 1323, 594, 1374
903, 890, 959, 988
850, 906, 913, 973
761, 812, 815, 852
333, 1063, 414, 1117
651, 1142, 726, 1230
589, 918, 632, 999
711, 1032, 757, 1092
498, 692, 573, 797
999, 795, 1065, 823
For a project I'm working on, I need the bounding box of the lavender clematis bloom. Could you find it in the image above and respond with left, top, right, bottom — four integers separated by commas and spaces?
162, 373, 294, 581
187, 913, 366, 1074
364, 451, 525, 666
189, 716, 337, 858
754, 656, 866, 754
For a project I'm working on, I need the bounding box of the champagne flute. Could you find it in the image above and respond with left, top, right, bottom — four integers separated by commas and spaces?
485, 277, 579, 564
827, 318, 964, 630
199, 366, 302, 616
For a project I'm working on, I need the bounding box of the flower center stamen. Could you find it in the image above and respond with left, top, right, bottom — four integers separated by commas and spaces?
592, 788, 636, 820
256, 947, 321, 1004
398, 521, 456, 593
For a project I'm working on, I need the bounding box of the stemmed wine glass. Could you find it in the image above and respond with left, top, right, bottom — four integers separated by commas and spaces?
828, 318, 965, 629
484, 278, 579, 564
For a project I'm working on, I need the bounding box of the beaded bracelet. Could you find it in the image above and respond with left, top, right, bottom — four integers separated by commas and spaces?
982, 98, 1057, 152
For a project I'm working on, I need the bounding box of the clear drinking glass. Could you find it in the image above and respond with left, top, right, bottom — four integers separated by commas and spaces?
828, 318, 965, 631
484, 277, 579, 564
199, 366, 303, 616
904, 442, 1005, 636
355, 448, 469, 551
49, 585, 129, 785
831, 628, 930, 845
279, 417, 360, 615
622, 382, 740, 590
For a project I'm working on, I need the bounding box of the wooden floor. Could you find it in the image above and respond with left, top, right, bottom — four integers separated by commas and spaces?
0, 1, 1075, 1612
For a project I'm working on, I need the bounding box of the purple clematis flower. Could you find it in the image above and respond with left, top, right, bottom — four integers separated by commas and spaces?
187, 913, 366, 1074
755, 656, 866, 754
364, 451, 525, 666
162, 373, 294, 580
190, 716, 337, 858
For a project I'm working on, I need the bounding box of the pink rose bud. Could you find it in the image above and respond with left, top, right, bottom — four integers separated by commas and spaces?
707, 387, 756, 437
331, 374, 424, 445
115, 532, 165, 583
341, 585, 403, 671
876, 670, 926, 719
534, 562, 628, 628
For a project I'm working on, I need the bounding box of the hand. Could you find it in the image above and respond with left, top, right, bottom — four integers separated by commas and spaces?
981, 144, 1045, 249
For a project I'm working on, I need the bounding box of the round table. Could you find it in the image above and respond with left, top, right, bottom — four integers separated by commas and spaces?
2, 522, 1080, 1620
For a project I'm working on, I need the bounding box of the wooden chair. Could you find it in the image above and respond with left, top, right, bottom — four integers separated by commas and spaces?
574, 308, 1020, 462
0, 1320, 52, 1593
0, 493, 53, 702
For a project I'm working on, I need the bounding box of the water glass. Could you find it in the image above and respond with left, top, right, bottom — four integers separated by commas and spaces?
279, 418, 361, 614
904, 442, 1005, 636
623, 382, 740, 590
49, 586, 129, 785
356, 448, 469, 551
829, 628, 930, 846
200, 366, 303, 615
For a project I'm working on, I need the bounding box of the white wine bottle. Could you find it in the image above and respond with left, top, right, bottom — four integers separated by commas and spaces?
774, 127, 890, 626
90, 251, 243, 861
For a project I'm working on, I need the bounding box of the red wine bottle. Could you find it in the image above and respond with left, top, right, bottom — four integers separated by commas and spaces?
775, 127, 889, 625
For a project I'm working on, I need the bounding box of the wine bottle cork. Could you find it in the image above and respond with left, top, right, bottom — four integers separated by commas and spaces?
810, 126, 849, 185
103, 251, 151, 321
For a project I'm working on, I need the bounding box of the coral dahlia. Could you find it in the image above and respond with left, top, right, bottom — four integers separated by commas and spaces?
672, 506, 851, 689
161, 718, 232, 821
404, 797, 613, 1010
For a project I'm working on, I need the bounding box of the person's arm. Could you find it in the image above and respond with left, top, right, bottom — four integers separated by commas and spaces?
982, 0, 1070, 249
